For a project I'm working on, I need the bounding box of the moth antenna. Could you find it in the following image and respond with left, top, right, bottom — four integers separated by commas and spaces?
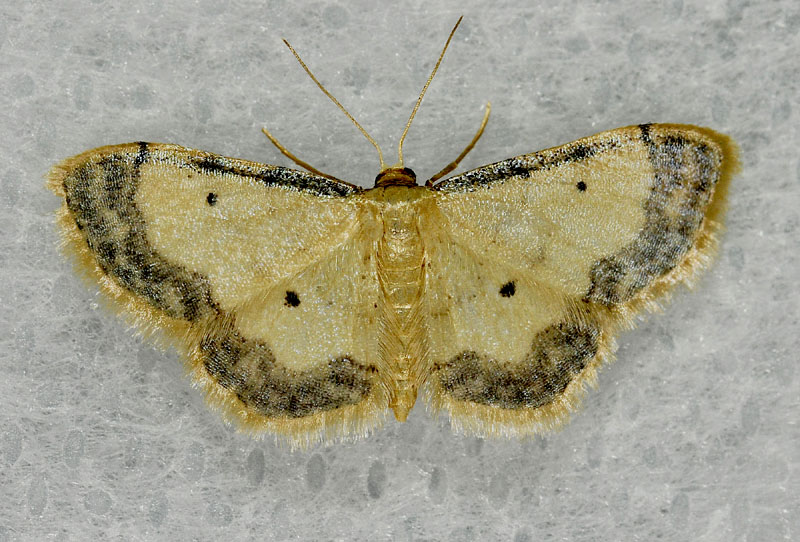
261, 126, 353, 185
426, 102, 491, 187
396, 16, 463, 168
282, 39, 387, 170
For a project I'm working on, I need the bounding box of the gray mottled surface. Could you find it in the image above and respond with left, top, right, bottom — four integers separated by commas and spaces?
1, 1, 797, 540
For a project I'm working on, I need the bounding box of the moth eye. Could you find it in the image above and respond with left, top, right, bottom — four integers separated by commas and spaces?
284, 290, 300, 307
206, 192, 218, 206
499, 281, 516, 297
576, 181, 587, 192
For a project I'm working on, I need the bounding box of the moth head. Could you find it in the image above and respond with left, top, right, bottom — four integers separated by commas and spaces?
374, 167, 418, 188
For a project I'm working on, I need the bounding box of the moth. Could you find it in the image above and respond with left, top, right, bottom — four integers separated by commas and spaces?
48, 20, 738, 446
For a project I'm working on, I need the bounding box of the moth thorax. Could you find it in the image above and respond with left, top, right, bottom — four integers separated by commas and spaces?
374, 167, 417, 188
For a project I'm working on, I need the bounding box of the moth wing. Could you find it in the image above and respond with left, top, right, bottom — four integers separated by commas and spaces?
425, 124, 738, 436
49, 143, 385, 446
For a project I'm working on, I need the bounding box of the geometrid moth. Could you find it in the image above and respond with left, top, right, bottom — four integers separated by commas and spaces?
49, 19, 737, 446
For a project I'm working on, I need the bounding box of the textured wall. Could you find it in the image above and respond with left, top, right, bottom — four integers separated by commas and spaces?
1, 0, 797, 540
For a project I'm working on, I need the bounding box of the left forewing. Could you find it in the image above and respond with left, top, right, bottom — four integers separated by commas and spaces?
48, 143, 387, 446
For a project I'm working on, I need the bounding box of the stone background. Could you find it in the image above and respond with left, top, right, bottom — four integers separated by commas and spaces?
1, 1, 797, 540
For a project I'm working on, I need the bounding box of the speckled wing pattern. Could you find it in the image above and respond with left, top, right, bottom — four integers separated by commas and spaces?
49, 143, 389, 445
49, 123, 737, 446
425, 123, 736, 436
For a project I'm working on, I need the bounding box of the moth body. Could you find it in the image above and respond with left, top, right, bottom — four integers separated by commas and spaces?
361, 183, 434, 421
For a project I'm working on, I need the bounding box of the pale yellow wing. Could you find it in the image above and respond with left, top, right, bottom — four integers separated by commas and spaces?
48, 143, 385, 446
425, 124, 738, 436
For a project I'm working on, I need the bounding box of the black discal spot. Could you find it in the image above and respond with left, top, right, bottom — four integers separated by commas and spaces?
206, 192, 217, 206
576, 181, 587, 192
499, 281, 516, 297
284, 290, 300, 307
438, 321, 600, 409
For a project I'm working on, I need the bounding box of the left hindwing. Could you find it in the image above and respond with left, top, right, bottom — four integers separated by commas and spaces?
425, 124, 737, 436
